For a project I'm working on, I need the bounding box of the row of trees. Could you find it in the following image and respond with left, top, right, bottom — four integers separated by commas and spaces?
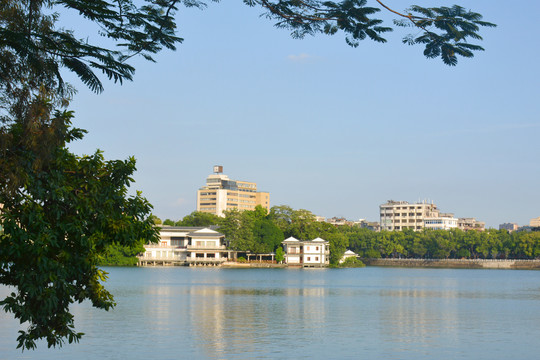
157, 206, 540, 263
345, 227, 540, 260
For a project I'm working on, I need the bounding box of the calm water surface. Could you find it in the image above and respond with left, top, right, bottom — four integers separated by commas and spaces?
1, 267, 540, 359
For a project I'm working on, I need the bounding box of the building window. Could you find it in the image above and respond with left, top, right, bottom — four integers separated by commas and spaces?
307, 257, 311, 261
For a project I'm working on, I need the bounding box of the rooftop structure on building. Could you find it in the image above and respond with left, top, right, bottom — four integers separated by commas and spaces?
196, 165, 270, 217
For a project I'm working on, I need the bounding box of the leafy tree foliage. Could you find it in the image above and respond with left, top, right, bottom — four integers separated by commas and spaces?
1, 0, 166, 350
326, 232, 349, 265
0, 0, 181, 96
0, 108, 158, 349
338, 257, 365, 268
220, 208, 256, 251
176, 211, 221, 227
0, 1, 496, 108
275, 246, 285, 263
98, 240, 147, 266
346, 227, 540, 260
252, 219, 284, 253
396, 5, 496, 66
248, 0, 495, 65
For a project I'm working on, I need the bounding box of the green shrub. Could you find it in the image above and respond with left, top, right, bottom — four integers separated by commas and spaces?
339, 257, 365, 268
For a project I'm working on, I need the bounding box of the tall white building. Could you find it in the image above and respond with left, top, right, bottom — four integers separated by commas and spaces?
196, 166, 270, 217
380, 200, 462, 231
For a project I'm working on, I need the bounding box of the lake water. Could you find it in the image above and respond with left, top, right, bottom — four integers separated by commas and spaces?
1, 267, 540, 359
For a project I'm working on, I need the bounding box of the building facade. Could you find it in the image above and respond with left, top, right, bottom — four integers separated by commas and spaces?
139, 227, 233, 266
424, 215, 458, 230
281, 237, 330, 267
530, 217, 540, 227
197, 165, 270, 217
499, 223, 519, 232
379, 200, 441, 231
457, 218, 486, 231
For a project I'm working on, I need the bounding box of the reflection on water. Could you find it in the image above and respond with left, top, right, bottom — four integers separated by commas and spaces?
2, 267, 540, 359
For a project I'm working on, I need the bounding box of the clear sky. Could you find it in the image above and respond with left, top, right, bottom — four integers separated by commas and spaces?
64, 1, 540, 228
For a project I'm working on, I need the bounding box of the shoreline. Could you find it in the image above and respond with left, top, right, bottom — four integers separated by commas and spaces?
361, 258, 540, 270
133, 258, 540, 270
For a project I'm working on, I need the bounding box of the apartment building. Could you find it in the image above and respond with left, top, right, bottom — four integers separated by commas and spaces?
458, 218, 486, 231
380, 200, 442, 231
499, 223, 519, 232
197, 166, 270, 217
530, 217, 540, 227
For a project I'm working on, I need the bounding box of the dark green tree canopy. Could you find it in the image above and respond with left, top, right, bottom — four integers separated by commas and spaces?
0, 107, 158, 350
176, 211, 221, 227
0, 0, 495, 107
0, 0, 181, 95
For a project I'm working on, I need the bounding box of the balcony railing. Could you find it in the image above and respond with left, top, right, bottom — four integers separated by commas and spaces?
186, 258, 226, 263
141, 255, 185, 261
186, 245, 226, 250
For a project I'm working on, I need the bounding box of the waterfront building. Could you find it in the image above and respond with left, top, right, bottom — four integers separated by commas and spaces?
530, 217, 540, 227
457, 218, 486, 231
139, 226, 233, 266
281, 237, 330, 267
379, 200, 441, 231
499, 223, 519, 232
196, 165, 270, 217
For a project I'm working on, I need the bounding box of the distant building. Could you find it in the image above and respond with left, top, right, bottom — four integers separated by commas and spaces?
530, 217, 540, 227
457, 218, 486, 231
356, 219, 380, 232
196, 165, 270, 217
499, 223, 519, 232
326, 217, 354, 226
424, 215, 458, 230
281, 237, 329, 267
316, 216, 380, 231
379, 200, 441, 231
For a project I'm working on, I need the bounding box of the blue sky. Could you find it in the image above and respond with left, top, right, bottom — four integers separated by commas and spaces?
65, 1, 540, 228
